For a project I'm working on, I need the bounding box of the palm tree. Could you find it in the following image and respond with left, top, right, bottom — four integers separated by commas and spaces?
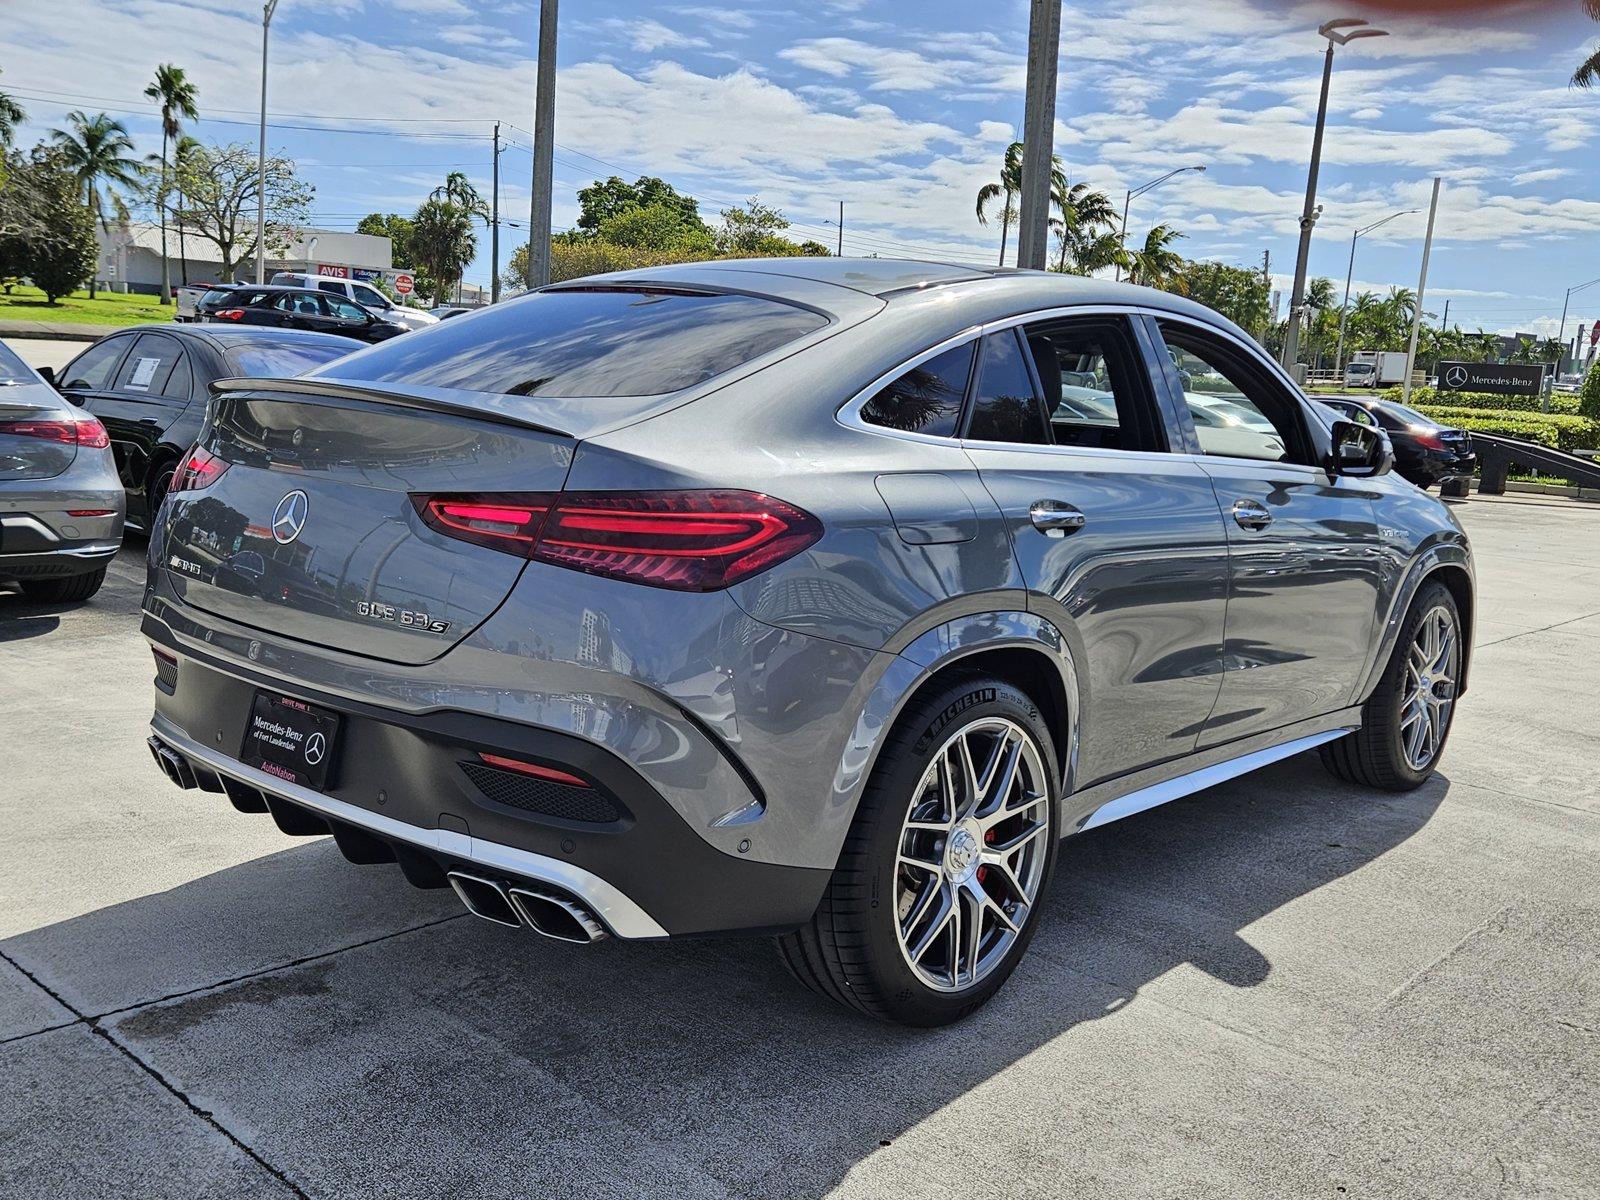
430, 171, 489, 220
49, 111, 146, 298
167, 134, 202, 287
1051, 181, 1119, 273
1575, 0, 1600, 87
976, 141, 1067, 267
144, 63, 200, 303
1125, 224, 1186, 290
0, 68, 25, 149
411, 198, 477, 303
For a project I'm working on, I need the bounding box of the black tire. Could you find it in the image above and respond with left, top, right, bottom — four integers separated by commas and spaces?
148, 461, 177, 522
1320, 580, 1460, 792
776, 673, 1060, 1026
20, 566, 107, 604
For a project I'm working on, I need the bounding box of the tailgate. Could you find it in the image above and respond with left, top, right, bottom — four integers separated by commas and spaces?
163, 384, 574, 665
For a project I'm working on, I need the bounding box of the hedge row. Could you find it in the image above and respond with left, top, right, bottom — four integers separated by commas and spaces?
1381, 386, 1580, 416
1412, 406, 1600, 452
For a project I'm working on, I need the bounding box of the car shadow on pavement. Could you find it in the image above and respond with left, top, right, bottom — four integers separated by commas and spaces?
2, 757, 1448, 1199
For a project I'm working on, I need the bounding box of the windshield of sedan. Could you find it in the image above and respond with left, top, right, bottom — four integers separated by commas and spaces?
312, 286, 829, 399
225, 339, 357, 377
0, 340, 39, 384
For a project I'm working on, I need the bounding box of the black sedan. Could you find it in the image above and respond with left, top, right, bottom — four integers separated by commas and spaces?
41, 324, 360, 528
203, 286, 409, 344
1319, 396, 1476, 489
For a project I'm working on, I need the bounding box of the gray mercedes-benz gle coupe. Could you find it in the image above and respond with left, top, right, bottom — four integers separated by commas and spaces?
142, 258, 1473, 1025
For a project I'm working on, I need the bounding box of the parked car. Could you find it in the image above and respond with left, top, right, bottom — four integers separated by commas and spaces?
429, 305, 474, 320
269, 272, 438, 331
1344, 361, 1378, 388
1319, 396, 1476, 489
1554, 373, 1584, 395
141, 260, 1474, 1025
204, 287, 408, 344
0, 337, 123, 602
42, 324, 361, 528
175, 282, 238, 323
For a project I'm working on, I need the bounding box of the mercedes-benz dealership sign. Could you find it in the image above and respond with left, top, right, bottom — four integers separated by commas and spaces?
1437, 361, 1544, 396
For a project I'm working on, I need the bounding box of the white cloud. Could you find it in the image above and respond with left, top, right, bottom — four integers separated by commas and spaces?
1511, 168, 1570, 186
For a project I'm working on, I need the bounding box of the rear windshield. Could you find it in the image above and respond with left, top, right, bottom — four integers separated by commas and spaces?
0, 340, 37, 383
225, 339, 356, 378
312, 287, 828, 398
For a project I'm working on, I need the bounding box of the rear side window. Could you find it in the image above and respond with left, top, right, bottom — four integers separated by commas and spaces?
0, 339, 38, 383
112, 333, 186, 395
859, 342, 974, 438
316, 287, 828, 398
966, 330, 1046, 444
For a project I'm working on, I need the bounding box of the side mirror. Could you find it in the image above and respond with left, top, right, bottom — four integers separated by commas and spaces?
36, 365, 58, 388
1330, 419, 1393, 479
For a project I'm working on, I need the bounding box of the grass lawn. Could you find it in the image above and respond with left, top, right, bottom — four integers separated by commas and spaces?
0, 285, 174, 327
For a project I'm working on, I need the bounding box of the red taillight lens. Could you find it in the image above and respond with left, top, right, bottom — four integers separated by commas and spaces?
214, 308, 246, 321
478, 752, 589, 788
4, 416, 110, 448
412, 489, 822, 591
412, 493, 554, 556
171, 446, 230, 492
1410, 428, 1445, 450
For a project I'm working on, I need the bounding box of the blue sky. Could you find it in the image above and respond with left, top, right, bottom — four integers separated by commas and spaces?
6, 0, 1599, 338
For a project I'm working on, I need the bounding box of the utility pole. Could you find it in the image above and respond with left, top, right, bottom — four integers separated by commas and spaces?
1015, 0, 1061, 271
1281, 18, 1389, 371
526, 0, 558, 290
1260, 250, 1271, 342
1439, 299, 1450, 332
491, 121, 501, 303
1402, 176, 1441, 406
254, 0, 281, 284
836, 201, 844, 256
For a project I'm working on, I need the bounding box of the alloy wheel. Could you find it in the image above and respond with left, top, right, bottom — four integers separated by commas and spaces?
894, 717, 1050, 993
1401, 605, 1459, 772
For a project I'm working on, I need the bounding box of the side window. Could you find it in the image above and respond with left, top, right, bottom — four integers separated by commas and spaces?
352, 284, 388, 309
326, 296, 367, 321
112, 334, 185, 395
161, 351, 193, 401
60, 337, 131, 391
1014, 316, 1166, 452
966, 329, 1047, 445
858, 342, 974, 438
1159, 323, 1309, 464
317, 280, 345, 296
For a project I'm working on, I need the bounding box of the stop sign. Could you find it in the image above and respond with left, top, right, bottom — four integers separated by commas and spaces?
394, 274, 414, 296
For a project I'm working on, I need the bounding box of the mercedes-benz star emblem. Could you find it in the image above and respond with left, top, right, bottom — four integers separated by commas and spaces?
272, 490, 309, 545
1444, 365, 1470, 389
304, 732, 326, 766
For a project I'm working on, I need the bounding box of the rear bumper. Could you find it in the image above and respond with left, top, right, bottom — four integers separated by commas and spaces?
143, 639, 832, 938
0, 513, 120, 580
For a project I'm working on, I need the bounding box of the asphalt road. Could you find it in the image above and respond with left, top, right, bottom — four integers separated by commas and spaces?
2, 496, 1597, 1199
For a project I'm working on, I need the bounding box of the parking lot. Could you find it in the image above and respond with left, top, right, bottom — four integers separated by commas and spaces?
1, 493, 1596, 1199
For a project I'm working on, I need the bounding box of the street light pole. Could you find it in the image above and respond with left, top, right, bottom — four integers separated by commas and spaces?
1115, 164, 1206, 282
526, 0, 558, 291
1557, 276, 1600, 356
491, 121, 501, 303
1281, 18, 1388, 372
1334, 207, 1419, 376
1401, 176, 1441, 406
254, 0, 280, 285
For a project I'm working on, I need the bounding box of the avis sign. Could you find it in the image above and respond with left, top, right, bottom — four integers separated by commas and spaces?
1437, 361, 1543, 397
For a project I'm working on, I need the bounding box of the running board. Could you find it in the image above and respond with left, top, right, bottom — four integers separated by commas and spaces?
1076, 728, 1355, 832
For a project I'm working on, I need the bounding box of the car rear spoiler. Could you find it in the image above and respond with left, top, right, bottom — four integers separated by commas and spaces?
210, 376, 574, 438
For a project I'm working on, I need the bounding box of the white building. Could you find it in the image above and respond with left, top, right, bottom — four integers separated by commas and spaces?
95, 222, 396, 294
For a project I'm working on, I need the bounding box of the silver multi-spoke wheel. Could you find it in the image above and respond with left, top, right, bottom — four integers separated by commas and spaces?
894, 717, 1049, 993
1400, 605, 1458, 771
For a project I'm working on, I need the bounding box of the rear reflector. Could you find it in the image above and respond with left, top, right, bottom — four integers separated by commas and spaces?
171, 445, 230, 493
67, 508, 117, 517
412, 489, 821, 592
2, 416, 111, 448
478, 752, 590, 788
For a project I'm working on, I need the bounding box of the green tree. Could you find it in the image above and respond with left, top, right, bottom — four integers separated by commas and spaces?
144, 63, 199, 302
410, 198, 476, 302
598, 201, 714, 253
1173, 259, 1269, 334
174, 141, 311, 280
48, 111, 146, 297
1125, 224, 1186, 289
0, 147, 96, 302
576, 175, 703, 236
1051, 182, 1119, 274
0, 67, 25, 151
430, 170, 488, 220
1575, 0, 1600, 87
715, 197, 792, 255
977, 141, 1067, 268
1579, 357, 1600, 420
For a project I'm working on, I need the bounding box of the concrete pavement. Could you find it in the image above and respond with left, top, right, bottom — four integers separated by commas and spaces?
5, 337, 95, 373
1, 496, 1596, 1199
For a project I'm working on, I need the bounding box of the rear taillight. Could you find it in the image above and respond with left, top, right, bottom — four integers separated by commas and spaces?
171, 446, 230, 492
214, 308, 246, 321
1410, 428, 1445, 450
3, 415, 110, 448
412, 489, 822, 592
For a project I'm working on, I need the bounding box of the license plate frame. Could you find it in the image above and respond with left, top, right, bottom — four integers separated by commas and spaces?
240, 691, 341, 791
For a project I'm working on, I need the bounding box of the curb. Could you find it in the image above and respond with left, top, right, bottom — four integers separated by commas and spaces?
0, 326, 121, 343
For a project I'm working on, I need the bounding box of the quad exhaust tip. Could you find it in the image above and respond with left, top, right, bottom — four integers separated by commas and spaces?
448, 871, 608, 943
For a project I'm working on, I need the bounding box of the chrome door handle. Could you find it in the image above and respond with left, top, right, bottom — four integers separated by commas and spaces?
1232, 499, 1273, 531
1029, 499, 1086, 537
